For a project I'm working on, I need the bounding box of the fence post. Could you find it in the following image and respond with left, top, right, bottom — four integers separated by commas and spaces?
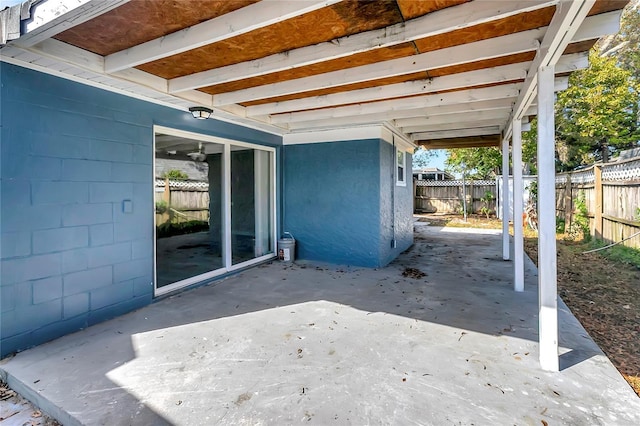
564, 174, 572, 233
413, 178, 417, 214
162, 177, 171, 224
594, 165, 603, 239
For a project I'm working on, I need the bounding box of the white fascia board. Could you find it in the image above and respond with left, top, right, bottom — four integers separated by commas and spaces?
283, 125, 385, 145
0, 54, 285, 137
246, 62, 530, 117
16, 0, 130, 48
411, 126, 502, 141
287, 98, 517, 131
404, 115, 530, 134
105, 0, 342, 73
271, 83, 520, 125
212, 29, 544, 106
381, 125, 415, 152
169, 0, 556, 93
402, 117, 511, 134
396, 108, 511, 128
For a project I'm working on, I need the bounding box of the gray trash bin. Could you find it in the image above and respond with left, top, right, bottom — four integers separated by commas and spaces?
278, 232, 296, 262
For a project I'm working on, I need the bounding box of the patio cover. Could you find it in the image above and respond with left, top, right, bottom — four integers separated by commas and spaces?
0, 0, 628, 371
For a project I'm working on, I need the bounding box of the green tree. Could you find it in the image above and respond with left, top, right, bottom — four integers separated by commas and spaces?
445, 147, 502, 179
555, 50, 639, 163
412, 147, 436, 169
163, 169, 189, 180
523, 1, 640, 170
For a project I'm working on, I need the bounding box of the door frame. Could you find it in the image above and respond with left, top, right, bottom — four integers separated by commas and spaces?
153, 125, 277, 297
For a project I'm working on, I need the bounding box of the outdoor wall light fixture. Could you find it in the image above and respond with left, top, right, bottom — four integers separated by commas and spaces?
188, 106, 213, 120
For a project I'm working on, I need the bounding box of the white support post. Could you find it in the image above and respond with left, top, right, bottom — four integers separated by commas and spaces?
537, 65, 559, 372
513, 119, 525, 292
223, 144, 232, 269
501, 136, 510, 260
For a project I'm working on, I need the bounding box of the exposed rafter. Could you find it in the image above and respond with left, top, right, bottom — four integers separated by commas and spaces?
245, 51, 585, 117
417, 135, 501, 149
210, 29, 545, 106
168, 0, 557, 93
287, 98, 519, 131
503, 0, 606, 141
12, 0, 130, 48
412, 126, 502, 141
104, 0, 343, 73
270, 84, 521, 125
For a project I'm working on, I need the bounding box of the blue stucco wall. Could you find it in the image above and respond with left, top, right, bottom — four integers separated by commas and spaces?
283, 139, 413, 267
379, 141, 414, 266
0, 63, 280, 357
283, 140, 381, 267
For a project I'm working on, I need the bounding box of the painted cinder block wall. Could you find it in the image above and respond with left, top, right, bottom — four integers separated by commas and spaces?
283, 139, 413, 267
0, 63, 280, 357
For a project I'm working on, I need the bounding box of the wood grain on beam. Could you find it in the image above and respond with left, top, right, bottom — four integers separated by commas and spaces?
417, 135, 501, 149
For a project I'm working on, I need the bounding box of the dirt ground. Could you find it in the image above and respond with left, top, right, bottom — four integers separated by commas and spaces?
0, 380, 60, 425
419, 213, 640, 397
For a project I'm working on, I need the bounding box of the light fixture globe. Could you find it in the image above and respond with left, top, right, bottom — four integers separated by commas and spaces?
188, 106, 213, 120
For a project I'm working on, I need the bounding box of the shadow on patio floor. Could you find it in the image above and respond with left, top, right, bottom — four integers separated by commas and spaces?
2, 224, 639, 425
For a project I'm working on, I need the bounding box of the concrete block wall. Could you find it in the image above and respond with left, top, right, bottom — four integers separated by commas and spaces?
379, 140, 414, 266
0, 63, 280, 357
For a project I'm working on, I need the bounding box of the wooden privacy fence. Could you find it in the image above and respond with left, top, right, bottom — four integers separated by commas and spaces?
414, 179, 497, 214
155, 178, 209, 225
556, 156, 640, 249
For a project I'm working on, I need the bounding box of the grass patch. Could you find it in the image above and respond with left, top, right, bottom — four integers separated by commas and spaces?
156, 220, 209, 239
587, 240, 640, 269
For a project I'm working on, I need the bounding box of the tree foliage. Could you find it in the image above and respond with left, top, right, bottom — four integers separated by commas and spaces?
412, 147, 436, 169
555, 50, 638, 164
445, 147, 502, 179
523, 1, 639, 171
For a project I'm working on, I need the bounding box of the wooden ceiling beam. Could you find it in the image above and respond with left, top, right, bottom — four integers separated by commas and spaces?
104, 0, 343, 73
169, 0, 557, 93
13, 0, 130, 48
417, 135, 502, 149
211, 28, 545, 106
245, 51, 583, 117
504, 0, 603, 141
412, 127, 502, 141
287, 98, 517, 131
246, 62, 530, 117
210, 9, 605, 108
270, 84, 520, 124
402, 117, 512, 134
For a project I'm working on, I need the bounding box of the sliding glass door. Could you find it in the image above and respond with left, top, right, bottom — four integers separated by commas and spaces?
230, 146, 274, 265
154, 127, 275, 296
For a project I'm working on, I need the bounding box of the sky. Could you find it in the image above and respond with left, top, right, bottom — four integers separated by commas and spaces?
1, 0, 23, 8
427, 150, 447, 170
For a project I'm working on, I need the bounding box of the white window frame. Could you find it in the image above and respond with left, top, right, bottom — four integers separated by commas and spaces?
153, 125, 277, 297
396, 148, 406, 187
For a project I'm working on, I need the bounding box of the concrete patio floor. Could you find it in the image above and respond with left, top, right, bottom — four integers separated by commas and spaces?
1, 222, 639, 425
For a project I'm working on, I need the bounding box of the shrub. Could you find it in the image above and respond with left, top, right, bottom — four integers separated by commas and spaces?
162, 169, 189, 180
156, 220, 209, 239
567, 191, 590, 242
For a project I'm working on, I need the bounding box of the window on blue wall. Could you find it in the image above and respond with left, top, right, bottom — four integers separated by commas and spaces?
396, 148, 406, 186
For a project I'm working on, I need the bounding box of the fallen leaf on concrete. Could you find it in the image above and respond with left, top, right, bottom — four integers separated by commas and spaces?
402, 268, 426, 279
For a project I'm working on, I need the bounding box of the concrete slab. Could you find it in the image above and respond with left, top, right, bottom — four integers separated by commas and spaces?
2, 225, 639, 425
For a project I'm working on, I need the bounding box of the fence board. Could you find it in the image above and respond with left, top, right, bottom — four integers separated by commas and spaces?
556, 157, 640, 249
414, 180, 496, 214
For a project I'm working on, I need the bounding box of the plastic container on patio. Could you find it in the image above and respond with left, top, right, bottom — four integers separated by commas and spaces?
277, 233, 296, 262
